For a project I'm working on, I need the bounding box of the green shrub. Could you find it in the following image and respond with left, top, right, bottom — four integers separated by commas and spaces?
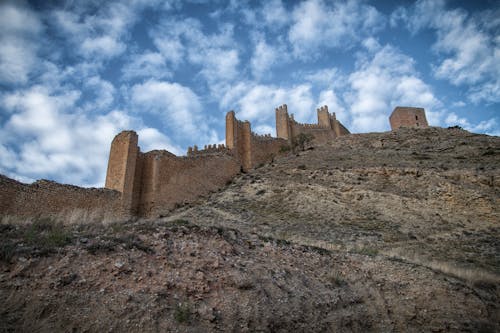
174, 302, 191, 323
24, 217, 72, 251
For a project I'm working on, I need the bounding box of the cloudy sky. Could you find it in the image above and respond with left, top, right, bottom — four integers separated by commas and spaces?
0, 0, 498, 187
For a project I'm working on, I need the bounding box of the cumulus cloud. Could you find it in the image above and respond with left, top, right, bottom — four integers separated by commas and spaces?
130, 80, 208, 140
0, 86, 130, 186
49, 0, 157, 60
392, 0, 500, 103
345, 43, 441, 132
288, 0, 385, 58
0, 83, 181, 187
250, 35, 281, 79
0, 1, 42, 85
151, 19, 240, 85
121, 51, 172, 80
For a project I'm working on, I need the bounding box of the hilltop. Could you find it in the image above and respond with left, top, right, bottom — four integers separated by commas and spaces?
1, 126, 499, 332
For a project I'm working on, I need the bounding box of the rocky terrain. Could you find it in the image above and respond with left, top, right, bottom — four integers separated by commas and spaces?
1, 126, 499, 332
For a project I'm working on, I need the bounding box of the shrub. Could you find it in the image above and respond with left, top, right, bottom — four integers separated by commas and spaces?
174, 302, 191, 323
24, 217, 72, 251
292, 133, 314, 151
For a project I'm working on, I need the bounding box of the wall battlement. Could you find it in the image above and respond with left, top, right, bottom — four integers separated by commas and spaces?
276, 104, 349, 144
102, 103, 351, 217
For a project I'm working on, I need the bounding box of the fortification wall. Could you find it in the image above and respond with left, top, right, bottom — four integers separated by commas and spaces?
137, 152, 240, 217
276, 104, 349, 145
0, 175, 123, 220
250, 134, 288, 168
290, 123, 336, 145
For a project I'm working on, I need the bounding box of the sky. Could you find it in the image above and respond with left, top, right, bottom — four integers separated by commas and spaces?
0, 0, 498, 187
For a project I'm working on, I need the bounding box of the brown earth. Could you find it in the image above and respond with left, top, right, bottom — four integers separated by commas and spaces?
1, 126, 499, 332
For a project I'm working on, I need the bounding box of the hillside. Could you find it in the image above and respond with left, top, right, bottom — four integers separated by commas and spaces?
1, 127, 499, 332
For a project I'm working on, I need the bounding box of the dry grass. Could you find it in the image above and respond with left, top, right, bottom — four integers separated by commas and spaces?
382, 248, 500, 286
1, 208, 123, 227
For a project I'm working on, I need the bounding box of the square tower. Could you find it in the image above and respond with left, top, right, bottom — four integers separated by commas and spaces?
389, 106, 428, 130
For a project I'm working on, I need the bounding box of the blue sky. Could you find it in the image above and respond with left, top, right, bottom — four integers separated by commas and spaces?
0, 0, 498, 187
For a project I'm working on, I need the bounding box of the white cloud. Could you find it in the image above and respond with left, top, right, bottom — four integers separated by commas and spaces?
288, 0, 385, 58
83, 76, 116, 111
137, 128, 182, 155
393, 0, 500, 103
345, 44, 441, 132
122, 51, 171, 80
318, 90, 348, 123
130, 80, 206, 139
49, 0, 156, 60
151, 19, 240, 84
0, 84, 179, 187
250, 36, 280, 79
220, 82, 315, 130
445, 112, 499, 136
0, 86, 130, 186
0, 1, 42, 85
261, 0, 289, 29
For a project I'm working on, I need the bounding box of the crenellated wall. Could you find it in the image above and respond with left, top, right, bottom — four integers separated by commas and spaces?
101, 103, 353, 218
276, 104, 349, 145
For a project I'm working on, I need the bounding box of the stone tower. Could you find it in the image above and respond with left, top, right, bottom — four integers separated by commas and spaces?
389, 106, 429, 130
275, 104, 292, 143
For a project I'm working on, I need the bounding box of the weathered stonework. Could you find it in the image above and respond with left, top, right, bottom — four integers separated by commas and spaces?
0, 175, 123, 220
105, 104, 350, 217
276, 104, 350, 144
390, 106, 429, 130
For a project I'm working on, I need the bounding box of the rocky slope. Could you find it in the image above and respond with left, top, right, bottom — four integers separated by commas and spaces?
1, 127, 499, 332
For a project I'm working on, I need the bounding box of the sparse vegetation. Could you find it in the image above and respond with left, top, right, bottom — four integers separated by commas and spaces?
24, 217, 72, 251
174, 302, 191, 324
292, 133, 314, 151
329, 271, 347, 287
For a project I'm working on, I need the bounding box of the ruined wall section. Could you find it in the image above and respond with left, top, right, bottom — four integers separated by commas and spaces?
0, 175, 123, 220
137, 152, 240, 217
187, 144, 231, 157
105, 131, 140, 214
390, 107, 429, 130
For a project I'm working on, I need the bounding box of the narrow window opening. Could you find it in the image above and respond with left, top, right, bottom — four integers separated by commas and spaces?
416, 123, 419, 127
415, 115, 418, 120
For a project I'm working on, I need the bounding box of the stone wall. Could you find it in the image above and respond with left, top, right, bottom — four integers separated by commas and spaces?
0, 175, 123, 220
136, 151, 240, 217
276, 104, 349, 145
390, 106, 429, 130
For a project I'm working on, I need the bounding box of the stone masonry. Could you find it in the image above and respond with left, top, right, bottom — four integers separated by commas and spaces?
105, 104, 350, 217
390, 106, 429, 130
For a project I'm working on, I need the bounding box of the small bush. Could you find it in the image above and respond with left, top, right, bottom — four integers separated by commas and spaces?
329, 271, 347, 287
279, 145, 291, 153
174, 303, 191, 323
355, 246, 378, 257
0, 242, 16, 262
24, 217, 72, 251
